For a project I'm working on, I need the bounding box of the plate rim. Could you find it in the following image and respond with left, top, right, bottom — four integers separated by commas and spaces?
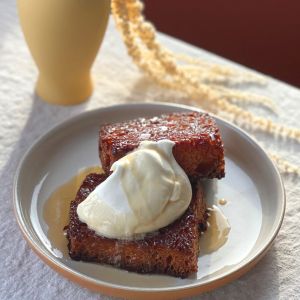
13, 102, 286, 295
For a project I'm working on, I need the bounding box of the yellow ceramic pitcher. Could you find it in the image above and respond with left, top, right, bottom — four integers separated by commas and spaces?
18, 0, 110, 105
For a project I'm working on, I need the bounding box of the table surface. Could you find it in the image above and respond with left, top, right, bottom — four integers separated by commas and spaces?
1, 1, 300, 299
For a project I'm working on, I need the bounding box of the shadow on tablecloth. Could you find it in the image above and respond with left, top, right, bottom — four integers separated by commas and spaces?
1, 91, 87, 206
0, 92, 90, 298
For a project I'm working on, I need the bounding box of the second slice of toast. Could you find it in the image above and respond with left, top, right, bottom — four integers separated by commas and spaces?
99, 112, 225, 179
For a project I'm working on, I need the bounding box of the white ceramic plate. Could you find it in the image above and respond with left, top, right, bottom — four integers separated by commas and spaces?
14, 103, 285, 299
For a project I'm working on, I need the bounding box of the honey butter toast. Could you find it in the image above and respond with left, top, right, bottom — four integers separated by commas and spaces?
66, 173, 207, 278
99, 112, 225, 179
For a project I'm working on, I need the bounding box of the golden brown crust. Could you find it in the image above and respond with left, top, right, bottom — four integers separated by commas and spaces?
99, 112, 225, 179
66, 173, 207, 278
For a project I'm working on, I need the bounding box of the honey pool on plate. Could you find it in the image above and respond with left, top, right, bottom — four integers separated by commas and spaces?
43, 166, 230, 260
43, 166, 103, 257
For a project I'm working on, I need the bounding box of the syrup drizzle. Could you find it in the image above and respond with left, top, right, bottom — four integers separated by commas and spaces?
218, 198, 227, 205
43, 166, 103, 257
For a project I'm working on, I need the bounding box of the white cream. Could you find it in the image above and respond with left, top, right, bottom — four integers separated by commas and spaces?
200, 205, 231, 254
77, 140, 192, 239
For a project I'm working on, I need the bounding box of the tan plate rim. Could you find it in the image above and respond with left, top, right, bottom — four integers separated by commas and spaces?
13, 102, 286, 298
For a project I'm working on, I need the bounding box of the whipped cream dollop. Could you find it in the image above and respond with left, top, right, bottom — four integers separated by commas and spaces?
77, 140, 192, 239
200, 205, 231, 254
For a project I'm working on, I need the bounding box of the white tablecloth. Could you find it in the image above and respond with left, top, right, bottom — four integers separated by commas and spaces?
1, 1, 300, 299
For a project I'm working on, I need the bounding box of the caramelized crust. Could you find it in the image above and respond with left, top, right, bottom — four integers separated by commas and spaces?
66, 173, 208, 278
99, 112, 225, 179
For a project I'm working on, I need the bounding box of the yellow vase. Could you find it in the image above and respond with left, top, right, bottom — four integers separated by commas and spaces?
17, 0, 110, 105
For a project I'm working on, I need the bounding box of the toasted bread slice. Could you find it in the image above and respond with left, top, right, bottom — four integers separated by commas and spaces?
99, 112, 225, 179
66, 173, 207, 278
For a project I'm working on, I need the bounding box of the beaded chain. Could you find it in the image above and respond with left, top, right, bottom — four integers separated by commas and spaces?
111, 0, 300, 175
